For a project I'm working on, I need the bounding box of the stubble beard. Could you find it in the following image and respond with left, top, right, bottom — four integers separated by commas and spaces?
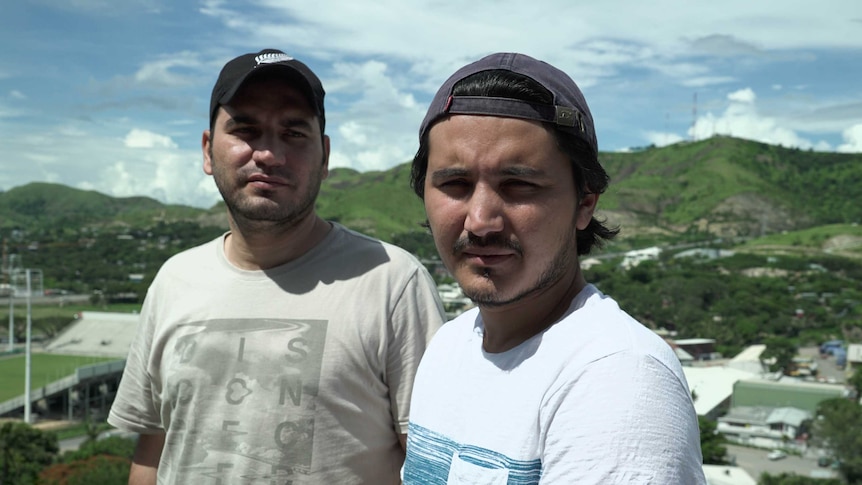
212, 150, 326, 233
459, 229, 577, 308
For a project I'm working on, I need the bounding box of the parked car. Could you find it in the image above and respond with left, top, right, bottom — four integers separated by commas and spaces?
768, 450, 788, 461
818, 456, 833, 467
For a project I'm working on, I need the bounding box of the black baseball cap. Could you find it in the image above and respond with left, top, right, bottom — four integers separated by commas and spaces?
419, 52, 597, 157
209, 49, 325, 130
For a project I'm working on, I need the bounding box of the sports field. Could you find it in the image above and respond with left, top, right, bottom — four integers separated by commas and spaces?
0, 353, 117, 402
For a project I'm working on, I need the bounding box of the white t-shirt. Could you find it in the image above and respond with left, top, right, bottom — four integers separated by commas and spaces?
404, 284, 706, 484
108, 223, 445, 484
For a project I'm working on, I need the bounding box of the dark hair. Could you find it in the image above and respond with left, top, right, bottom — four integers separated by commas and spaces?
410, 69, 619, 255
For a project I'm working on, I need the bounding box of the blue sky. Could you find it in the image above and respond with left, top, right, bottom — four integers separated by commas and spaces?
1, 0, 860, 208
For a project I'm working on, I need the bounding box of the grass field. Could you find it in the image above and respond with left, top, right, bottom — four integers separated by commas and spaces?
0, 353, 118, 402
0, 302, 142, 322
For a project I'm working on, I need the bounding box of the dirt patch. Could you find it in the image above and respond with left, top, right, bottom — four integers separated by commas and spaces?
823, 235, 862, 252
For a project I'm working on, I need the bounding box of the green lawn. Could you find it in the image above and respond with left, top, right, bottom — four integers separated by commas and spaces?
0, 353, 118, 402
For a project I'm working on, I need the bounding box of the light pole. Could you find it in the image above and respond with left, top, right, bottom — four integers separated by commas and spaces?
6, 255, 18, 353
24, 269, 33, 424
6, 287, 12, 353
20, 268, 41, 425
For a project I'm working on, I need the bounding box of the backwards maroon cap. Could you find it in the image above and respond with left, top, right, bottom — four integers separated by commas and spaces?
209, 49, 325, 129
419, 52, 597, 157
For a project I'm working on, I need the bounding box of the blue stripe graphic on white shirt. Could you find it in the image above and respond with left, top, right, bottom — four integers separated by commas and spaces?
403, 422, 542, 484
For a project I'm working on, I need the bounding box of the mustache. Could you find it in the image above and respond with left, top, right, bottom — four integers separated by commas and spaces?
453, 233, 523, 255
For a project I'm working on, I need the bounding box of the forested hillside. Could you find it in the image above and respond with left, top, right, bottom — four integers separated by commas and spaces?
1, 136, 860, 350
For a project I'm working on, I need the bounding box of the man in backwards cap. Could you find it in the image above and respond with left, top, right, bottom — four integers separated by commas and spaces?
108, 49, 444, 484
403, 53, 705, 484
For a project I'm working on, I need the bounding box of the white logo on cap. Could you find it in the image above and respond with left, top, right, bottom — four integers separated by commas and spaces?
255, 52, 293, 65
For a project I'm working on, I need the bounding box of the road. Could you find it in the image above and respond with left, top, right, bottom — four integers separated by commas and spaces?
727, 444, 838, 480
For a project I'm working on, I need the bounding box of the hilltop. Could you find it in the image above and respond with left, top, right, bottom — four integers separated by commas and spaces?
1, 136, 860, 248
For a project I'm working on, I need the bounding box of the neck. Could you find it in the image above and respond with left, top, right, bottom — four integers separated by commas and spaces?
224, 212, 331, 270
479, 268, 587, 353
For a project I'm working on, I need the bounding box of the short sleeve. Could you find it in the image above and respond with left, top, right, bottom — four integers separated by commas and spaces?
386, 264, 446, 434
539, 351, 706, 484
107, 288, 164, 434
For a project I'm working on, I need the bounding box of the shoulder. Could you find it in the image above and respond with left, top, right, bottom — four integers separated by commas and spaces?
154, 235, 223, 277
573, 285, 680, 365
323, 224, 434, 290
423, 308, 479, 349
330, 223, 426, 268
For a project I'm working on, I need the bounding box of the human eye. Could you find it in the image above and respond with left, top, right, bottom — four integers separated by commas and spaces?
228, 124, 258, 137
502, 178, 540, 192
431, 177, 472, 198
438, 178, 470, 187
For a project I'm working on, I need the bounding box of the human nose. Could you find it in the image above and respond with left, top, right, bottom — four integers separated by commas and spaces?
251, 135, 287, 167
464, 185, 504, 238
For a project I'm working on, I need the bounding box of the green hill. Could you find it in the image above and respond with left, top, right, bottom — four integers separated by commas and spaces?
0, 182, 209, 231
316, 163, 427, 240
599, 136, 862, 240
2, 136, 860, 246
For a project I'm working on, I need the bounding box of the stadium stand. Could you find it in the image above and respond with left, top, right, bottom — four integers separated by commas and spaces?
44, 311, 139, 358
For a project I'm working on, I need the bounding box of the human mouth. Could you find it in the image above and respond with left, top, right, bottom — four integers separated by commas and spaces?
246, 174, 289, 189
460, 247, 517, 266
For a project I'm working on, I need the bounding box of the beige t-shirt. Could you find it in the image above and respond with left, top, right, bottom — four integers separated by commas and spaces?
108, 223, 445, 484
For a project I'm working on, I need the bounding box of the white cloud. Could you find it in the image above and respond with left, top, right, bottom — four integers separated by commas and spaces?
123, 129, 178, 149
837, 124, 862, 153
6, 0, 862, 207
644, 131, 686, 147
339, 121, 368, 146
0, 121, 217, 208
132, 51, 202, 88
681, 76, 736, 88
689, 88, 826, 149
727, 88, 756, 104
0, 104, 22, 119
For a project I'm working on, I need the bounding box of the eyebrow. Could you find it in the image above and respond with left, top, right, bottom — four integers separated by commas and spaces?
499, 166, 544, 178
429, 165, 546, 183
224, 115, 314, 131
429, 167, 469, 183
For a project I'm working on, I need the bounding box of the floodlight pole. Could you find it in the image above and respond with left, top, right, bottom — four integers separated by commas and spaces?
24, 269, 32, 424
7, 291, 12, 352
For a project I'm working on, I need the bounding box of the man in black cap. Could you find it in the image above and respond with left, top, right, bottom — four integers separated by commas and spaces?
108, 49, 445, 485
402, 53, 705, 484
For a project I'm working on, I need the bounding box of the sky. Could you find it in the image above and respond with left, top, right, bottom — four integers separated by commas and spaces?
1, 1, 861, 209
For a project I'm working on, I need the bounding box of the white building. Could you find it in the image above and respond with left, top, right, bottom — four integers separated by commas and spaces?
702, 465, 757, 485
620, 246, 661, 269
682, 366, 760, 419
726, 344, 768, 375
717, 406, 811, 450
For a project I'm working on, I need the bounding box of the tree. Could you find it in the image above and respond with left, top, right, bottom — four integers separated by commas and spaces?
848, 369, 862, 400
811, 398, 862, 483
59, 436, 136, 464
40, 435, 136, 485
39, 455, 130, 485
0, 421, 59, 485
760, 336, 797, 374
698, 416, 728, 465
